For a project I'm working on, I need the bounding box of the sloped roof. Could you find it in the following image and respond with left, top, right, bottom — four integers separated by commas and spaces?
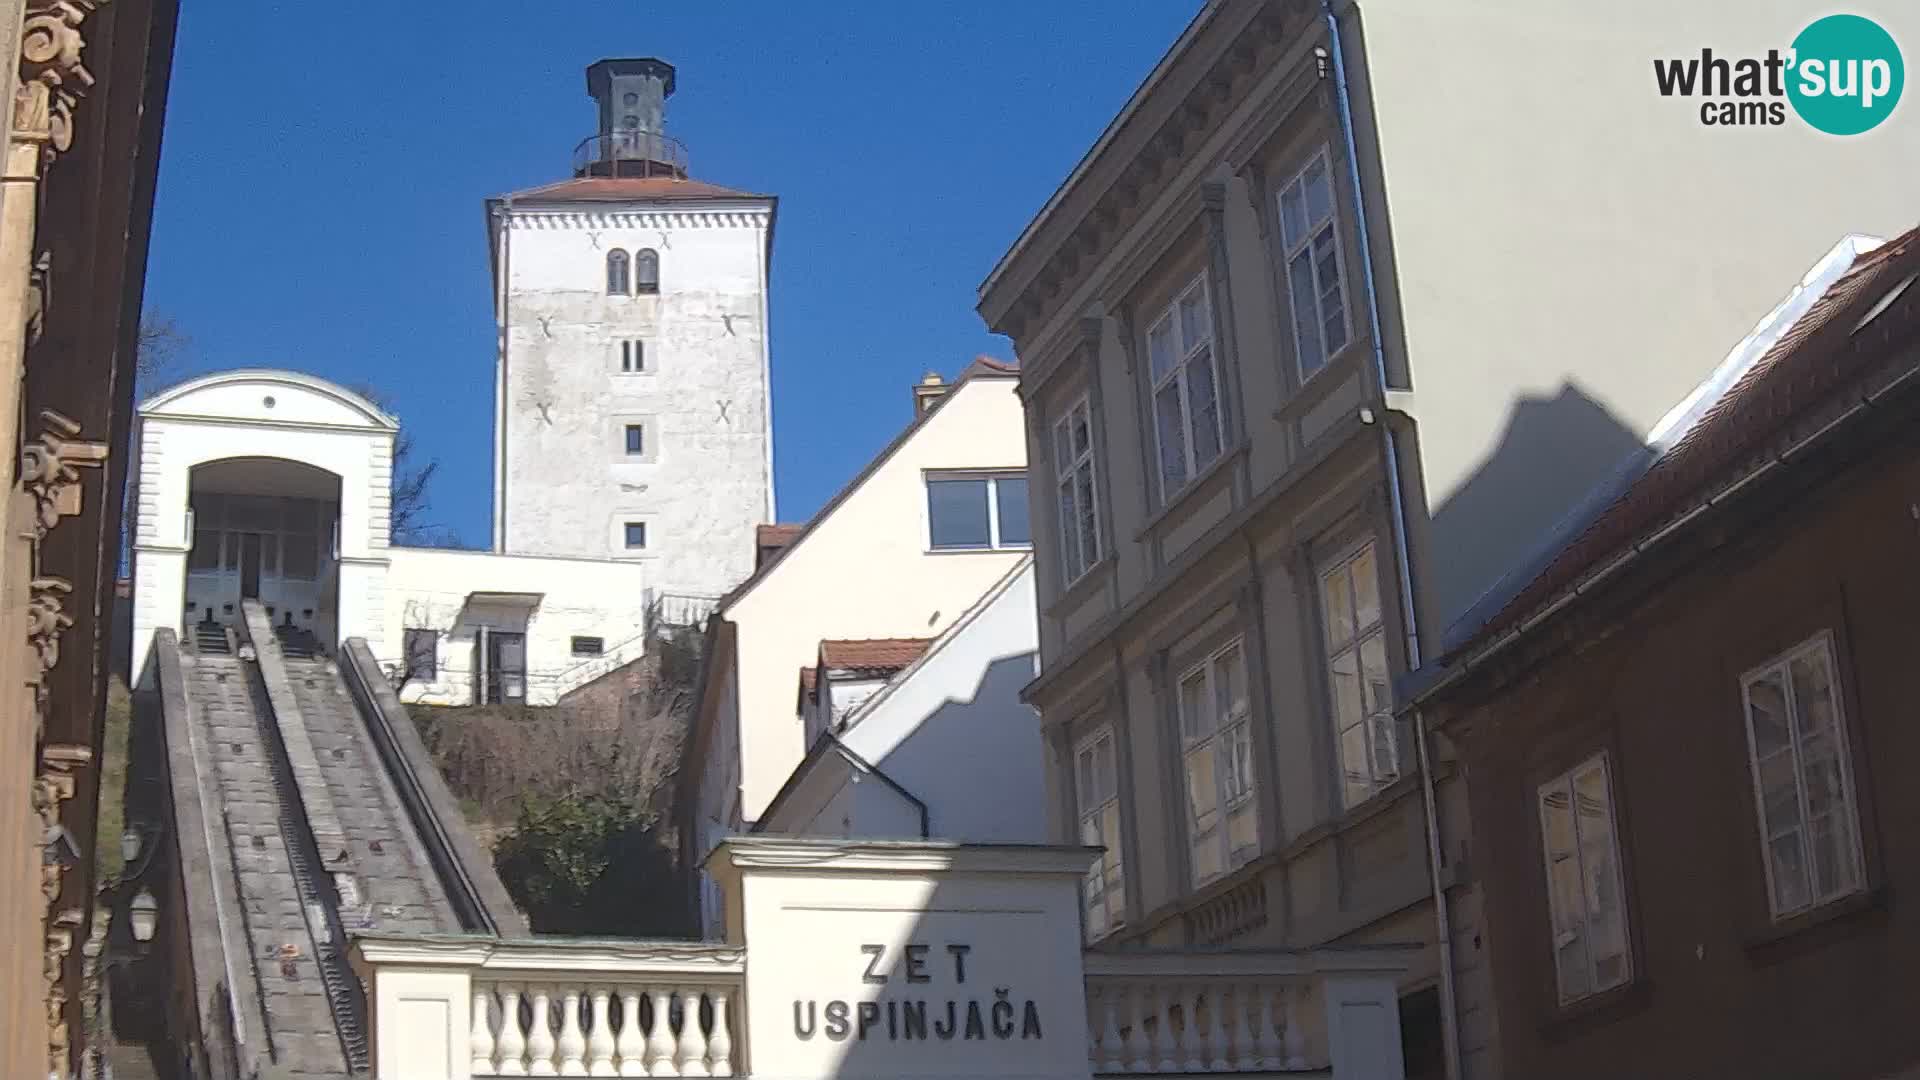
757, 523, 805, 549
1462, 225, 1919, 652
494, 175, 768, 203
819, 638, 933, 675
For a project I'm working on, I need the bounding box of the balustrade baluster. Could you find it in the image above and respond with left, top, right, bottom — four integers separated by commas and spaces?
527, 984, 559, 1076
497, 985, 529, 1077
1197, 986, 1224, 1071
615, 989, 647, 1078
1178, 985, 1201, 1071
558, 986, 589, 1075
587, 987, 617, 1076
707, 989, 734, 1077
1236, 983, 1266, 1070
676, 988, 712, 1077
645, 987, 678, 1077
1281, 986, 1309, 1069
473, 986, 499, 1075
1150, 985, 1175, 1072
1098, 986, 1124, 1072
1115, 985, 1140, 1073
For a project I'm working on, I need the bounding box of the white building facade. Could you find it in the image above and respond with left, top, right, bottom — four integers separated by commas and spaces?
487, 58, 775, 604
127, 369, 652, 707
759, 558, 1046, 846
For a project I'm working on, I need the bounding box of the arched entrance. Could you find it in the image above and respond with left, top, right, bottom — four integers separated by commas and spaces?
184, 456, 342, 648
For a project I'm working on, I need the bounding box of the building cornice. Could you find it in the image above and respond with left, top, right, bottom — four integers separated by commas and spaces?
978, 0, 1313, 344
500, 207, 771, 231
706, 837, 1097, 879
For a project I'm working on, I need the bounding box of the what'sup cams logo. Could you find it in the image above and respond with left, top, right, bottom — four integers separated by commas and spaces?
1654, 14, 1903, 133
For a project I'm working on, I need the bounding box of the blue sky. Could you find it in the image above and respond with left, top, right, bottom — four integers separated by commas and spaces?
143, 2, 1198, 545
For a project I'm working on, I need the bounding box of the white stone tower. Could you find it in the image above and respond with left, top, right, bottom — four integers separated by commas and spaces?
487, 58, 775, 603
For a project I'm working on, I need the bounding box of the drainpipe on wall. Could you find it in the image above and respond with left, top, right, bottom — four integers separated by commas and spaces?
493, 198, 513, 553
1318, 4, 1463, 1079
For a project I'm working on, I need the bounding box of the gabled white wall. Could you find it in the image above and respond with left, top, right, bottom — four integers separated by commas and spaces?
836, 561, 1042, 843
716, 374, 1029, 824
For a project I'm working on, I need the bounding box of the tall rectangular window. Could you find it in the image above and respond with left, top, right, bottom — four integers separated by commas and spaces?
620, 340, 646, 373
1053, 396, 1101, 585
1148, 276, 1224, 499
1321, 541, 1397, 808
926, 472, 1031, 551
624, 423, 645, 456
1537, 753, 1631, 1004
1278, 150, 1350, 381
1740, 632, 1864, 920
1076, 728, 1125, 941
403, 628, 437, 682
1178, 640, 1257, 886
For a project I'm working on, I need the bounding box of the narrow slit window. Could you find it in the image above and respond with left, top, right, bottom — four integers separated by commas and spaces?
624, 424, 645, 456
621, 339, 645, 373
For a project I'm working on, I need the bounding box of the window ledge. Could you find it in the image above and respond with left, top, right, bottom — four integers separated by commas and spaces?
1046, 556, 1115, 620
1741, 883, 1887, 959
1537, 978, 1653, 1043
1133, 441, 1249, 544
1274, 341, 1369, 425
925, 545, 1032, 557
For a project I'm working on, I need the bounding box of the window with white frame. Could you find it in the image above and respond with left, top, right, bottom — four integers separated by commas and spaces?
620, 339, 646, 373
1278, 150, 1350, 381
1537, 753, 1632, 1004
1052, 396, 1101, 585
1739, 632, 1864, 920
1075, 728, 1125, 940
1178, 640, 1257, 887
1320, 541, 1397, 809
926, 471, 1030, 551
1147, 275, 1225, 499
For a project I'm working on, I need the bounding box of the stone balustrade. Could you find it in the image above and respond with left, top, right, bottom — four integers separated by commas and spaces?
1083, 948, 1414, 1076
352, 934, 744, 1080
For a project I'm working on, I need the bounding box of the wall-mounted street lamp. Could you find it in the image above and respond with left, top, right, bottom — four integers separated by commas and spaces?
128, 889, 158, 944
120, 827, 141, 866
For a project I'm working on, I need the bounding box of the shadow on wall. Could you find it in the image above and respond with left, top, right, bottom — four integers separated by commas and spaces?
866, 650, 1045, 843
1427, 383, 1646, 645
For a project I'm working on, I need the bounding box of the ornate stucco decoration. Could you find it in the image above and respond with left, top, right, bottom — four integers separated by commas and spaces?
22, 409, 108, 539
27, 576, 72, 689
15, 0, 103, 157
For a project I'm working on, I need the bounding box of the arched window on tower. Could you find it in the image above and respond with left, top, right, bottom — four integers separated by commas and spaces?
635, 248, 660, 295
606, 249, 630, 295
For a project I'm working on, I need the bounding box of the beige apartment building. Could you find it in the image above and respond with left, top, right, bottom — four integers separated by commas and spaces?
977, 2, 1918, 1078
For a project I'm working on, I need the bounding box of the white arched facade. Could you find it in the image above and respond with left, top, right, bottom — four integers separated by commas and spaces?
129, 370, 397, 684
127, 368, 654, 706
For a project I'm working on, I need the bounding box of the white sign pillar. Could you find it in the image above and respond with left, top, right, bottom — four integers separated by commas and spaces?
708, 838, 1098, 1080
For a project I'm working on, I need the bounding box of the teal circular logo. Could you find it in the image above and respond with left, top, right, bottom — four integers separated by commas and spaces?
1787, 14, 1904, 135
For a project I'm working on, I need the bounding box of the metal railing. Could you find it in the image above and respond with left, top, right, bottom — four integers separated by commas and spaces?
572, 131, 689, 178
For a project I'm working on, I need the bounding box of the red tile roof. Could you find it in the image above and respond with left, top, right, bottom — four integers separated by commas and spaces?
756, 523, 805, 549
1472, 226, 1920, 645
818, 638, 934, 674
497, 175, 768, 203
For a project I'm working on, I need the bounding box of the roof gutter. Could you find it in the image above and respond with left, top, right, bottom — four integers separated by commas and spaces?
1410, 347, 1920, 716
1319, 6, 1458, 1079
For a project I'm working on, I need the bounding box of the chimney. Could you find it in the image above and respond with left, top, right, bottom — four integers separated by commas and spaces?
580, 58, 685, 178
912, 372, 947, 417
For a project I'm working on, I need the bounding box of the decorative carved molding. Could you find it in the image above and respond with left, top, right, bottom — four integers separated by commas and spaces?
15, 0, 104, 158
27, 576, 73, 685
45, 907, 82, 1079
22, 410, 108, 539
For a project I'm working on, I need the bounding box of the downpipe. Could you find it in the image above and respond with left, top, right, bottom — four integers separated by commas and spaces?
1320, 3, 1463, 1077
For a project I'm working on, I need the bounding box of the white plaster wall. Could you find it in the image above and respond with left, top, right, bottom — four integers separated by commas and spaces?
722, 375, 1029, 821
128, 371, 395, 684
839, 562, 1044, 843
1352, 0, 1920, 629
496, 202, 775, 602
381, 546, 649, 708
